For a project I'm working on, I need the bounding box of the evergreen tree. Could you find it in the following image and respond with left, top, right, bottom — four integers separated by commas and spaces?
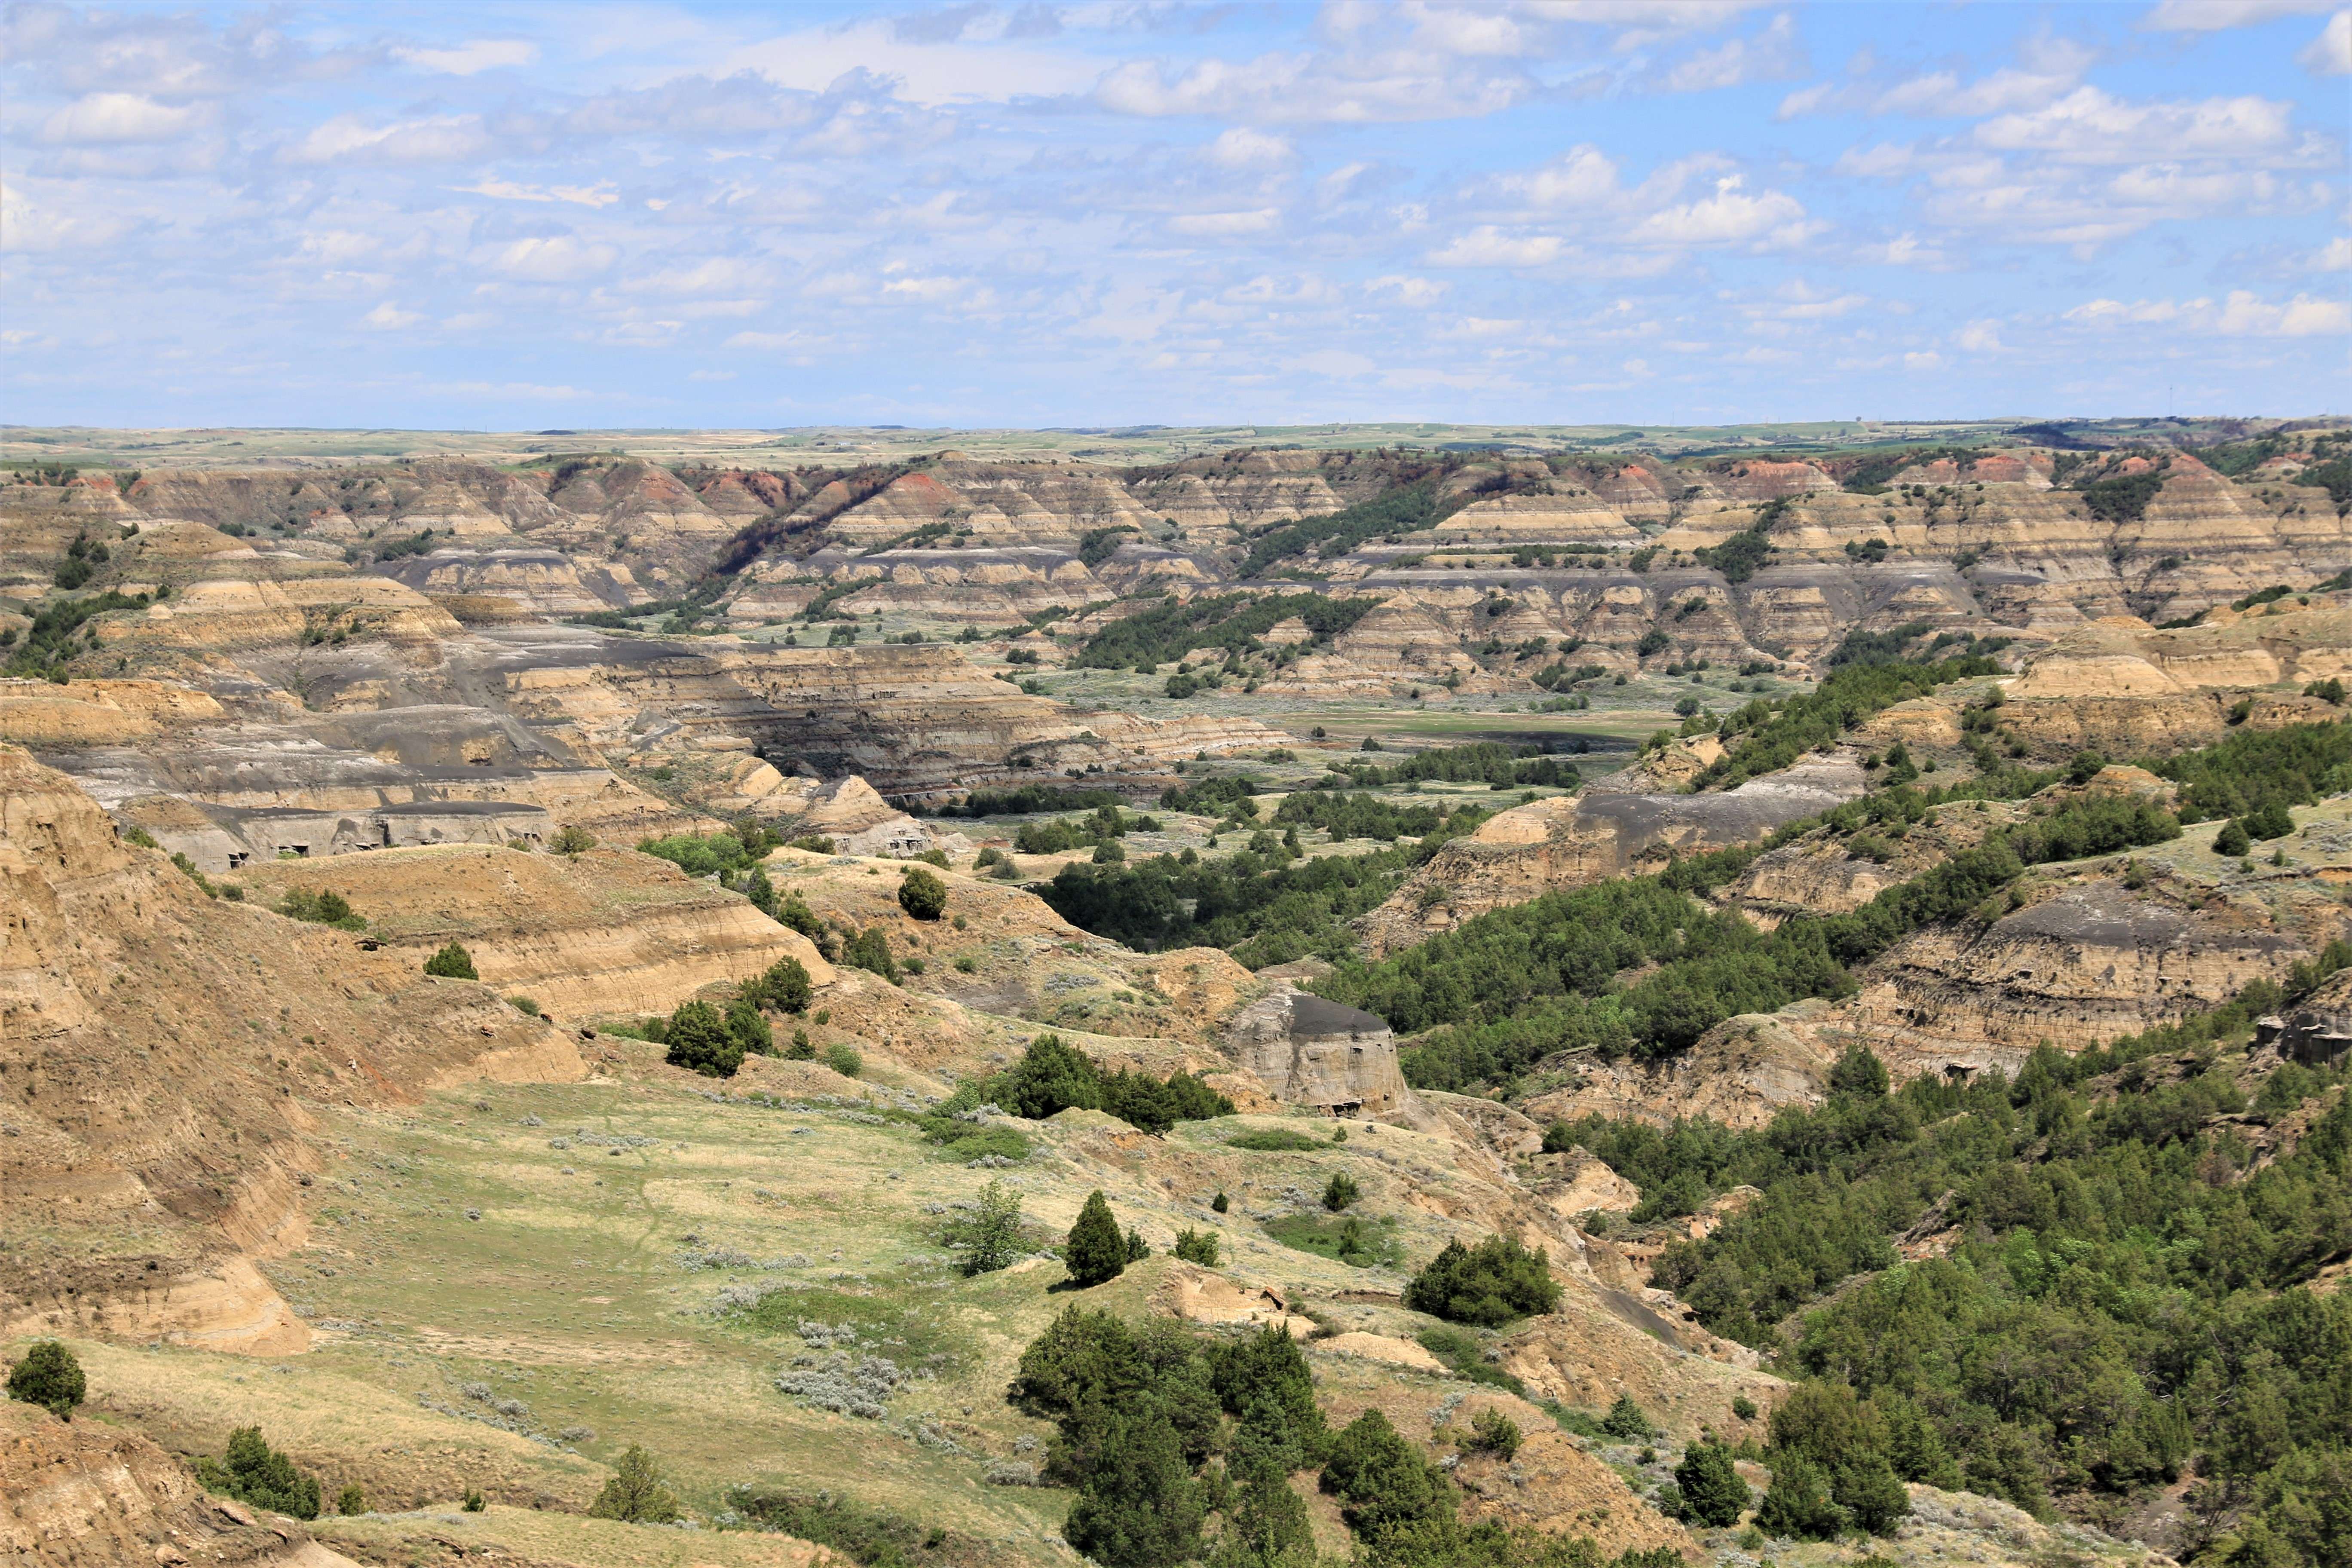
2215, 820, 2252, 857
1832, 1452, 1911, 1535
1062, 1410, 1205, 1568
586, 1443, 680, 1524
1322, 1171, 1360, 1211
1827, 1043, 1890, 1098
423, 941, 477, 980
1400, 1234, 1559, 1326
1125, 1225, 1152, 1262
6, 1340, 84, 1418
1173, 1228, 1220, 1266
743, 863, 778, 917
943, 1179, 1025, 1276
663, 999, 743, 1077
1319, 1409, 1454, 1546
725, 995, 773, 1056
1066, 1190, 1127, 1287
1755, 1453, 1844, 1540
897, 865, 949, 920
1602, 1393, 1656, 1441
196, 1427, 321, 1520
1675, 1441, 1751, 1528
754, 955, 812, 1013
1217, 1404, 1316, 1568
1208, 1327, 1326, 1468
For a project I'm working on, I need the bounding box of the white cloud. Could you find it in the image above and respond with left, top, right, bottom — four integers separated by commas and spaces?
456, 178, 621, 208
1425, 227, 1567, 267
1366, 274, 1449, 306
1629, 175, 1811, 246
1974, 86, 2296, 163
1902, 350, 1945, 370
724, 330, 803, 350
363, 302, 424, 330
2318, 236, 2352, 270
1094, 49, 1528, 123
1167, 208, 1281, 236
40, 91, 204, 144
2300, 10, 2352, 72
1956, 319, 2003, 351
291, 114, 493, 165
485, 235, 618, 282
1661, 12, 1803, 92
2143, 1, 2336, 29
393, 40, 537, 75
1494, 145, 1622, 209
1204, 127, 1293, 168
2066, 290, 2350, 335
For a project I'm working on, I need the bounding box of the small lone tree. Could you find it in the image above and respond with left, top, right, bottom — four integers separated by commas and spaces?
337, 1483, 368, 1516
663, 999, 743, 1078
1172, 1228, 1219, 1266
1124, 1225, 1151, 1262
2214, 819, 2252, 858
725, 996, 772, 1056
1322, 1171, 1360, 1212
423, 941, 477, 980
1675, 1441, 1750, 1527
1466, 1407, 1521, 1460
1065, 1190, 1126, 1287
897, 865, 948, 921
1827, 1043, 1890, 1098
753, 955, 812, 1014
6, 1340, 85, 1418
551, 824, 597, 855
944, 1179, 1025, 1276
196, 1427, 321, 1520
586, 1443, 680, 1524
1602, 1393, 1656, 1441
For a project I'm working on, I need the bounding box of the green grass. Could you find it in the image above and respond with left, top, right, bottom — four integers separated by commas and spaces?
1225, 1128, 1332, 1152
1261, 1213, 1403, 1268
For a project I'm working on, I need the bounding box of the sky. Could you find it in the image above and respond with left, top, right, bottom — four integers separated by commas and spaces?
2, 0, 2347, 432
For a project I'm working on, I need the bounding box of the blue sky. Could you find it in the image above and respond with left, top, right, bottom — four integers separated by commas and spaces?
3, 1, 2346, 431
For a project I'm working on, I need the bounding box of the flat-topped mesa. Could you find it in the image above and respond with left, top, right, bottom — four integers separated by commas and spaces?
1222, 983, 1410, 1116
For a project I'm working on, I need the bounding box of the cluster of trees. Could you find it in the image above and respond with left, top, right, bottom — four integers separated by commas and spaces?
196, 1427, 323, 1520
1319, 740, 1584, 790
1690, 518, 1776, 584
956, 1034, 1233, 1136
1015, 803, 1159, 856
2144, 718, 2352, 825
1039, 841, 1415, 968
3, 587, 159, 681
1561, 1012, 2350, 1559
1008, 1308, 1678, 1568
1400, 1235, 1560, 1326
277, 887, 366, 931
1269, 791, 1484, 845
636, 824, 785, 879
644, 956, 814, 1077
1322, 788, 2182, 1090
935, 783, 1124, 818
1075, 591, 1378, 671
1693, 649, 2002, 790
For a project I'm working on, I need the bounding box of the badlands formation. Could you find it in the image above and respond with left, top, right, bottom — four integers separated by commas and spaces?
2, 420, 2348, 1568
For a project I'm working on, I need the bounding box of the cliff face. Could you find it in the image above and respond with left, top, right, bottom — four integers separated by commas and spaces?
0, 745, 586, 1349
1222, 984, 1412, 1114
232, 842, 836, 1021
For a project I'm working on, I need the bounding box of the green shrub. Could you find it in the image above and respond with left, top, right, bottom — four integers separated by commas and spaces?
1754, 1453, 1844, 1540
277, 887, 365, 930
1323, 1171, 1361, 1211
824, 1042, 863, 1078
586, 1443, 680, 1524
337, 1483, 367, 1515
726, 996, 773, 1055
6, 1340, 85, 1418
1211, 1192, 1229, 1213
195, 1427, 320, 1519
1465, 1407, 1521, 1460
423, 941, 477, 980
1601, 1394, 1656, 1441
551, 824, 597, 854
663, 999, 744, 1078
1227, 1127, 1326, 1152
842, 926, 897, 981
723, 1486, 948, 1568
1171, 1228, 1220, 1266
897, 866, 948, 920
1320, 1408, 1455, 1546
1674, 1442, 1749, 1527
2215, 819, 2252, 857
747, 955, 812, 1014
1402, 1235, 1559, 1326
1065, 1190, 1127, 1287
1124, 1226, 1150, 1262
462, 1488, 486, 1512
505, 995, 540, 1016
942, 1179, 1026, 1275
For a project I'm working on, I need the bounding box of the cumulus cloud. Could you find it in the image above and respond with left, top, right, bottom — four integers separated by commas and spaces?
1973, 86, 2296, 163
1204, 127, 1293, 168
456, 178, 621, 208
1660, 12, 1804, 92
485, 235, 619, 282
40, 91, 207, 144
1426, 227, 1568, 267
2142, 1, 2337, 29
362, 301, 424, 330
2300, 10, 2352, 72
1167, 208, 1281, 236
1956, 319, 2003, 351
2065, 290, 2350, 335
1366, 274, 1449, 305
1629, 175, 1812, 247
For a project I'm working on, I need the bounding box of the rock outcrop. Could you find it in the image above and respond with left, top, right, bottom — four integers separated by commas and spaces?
1222, 984, 1412, 1115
